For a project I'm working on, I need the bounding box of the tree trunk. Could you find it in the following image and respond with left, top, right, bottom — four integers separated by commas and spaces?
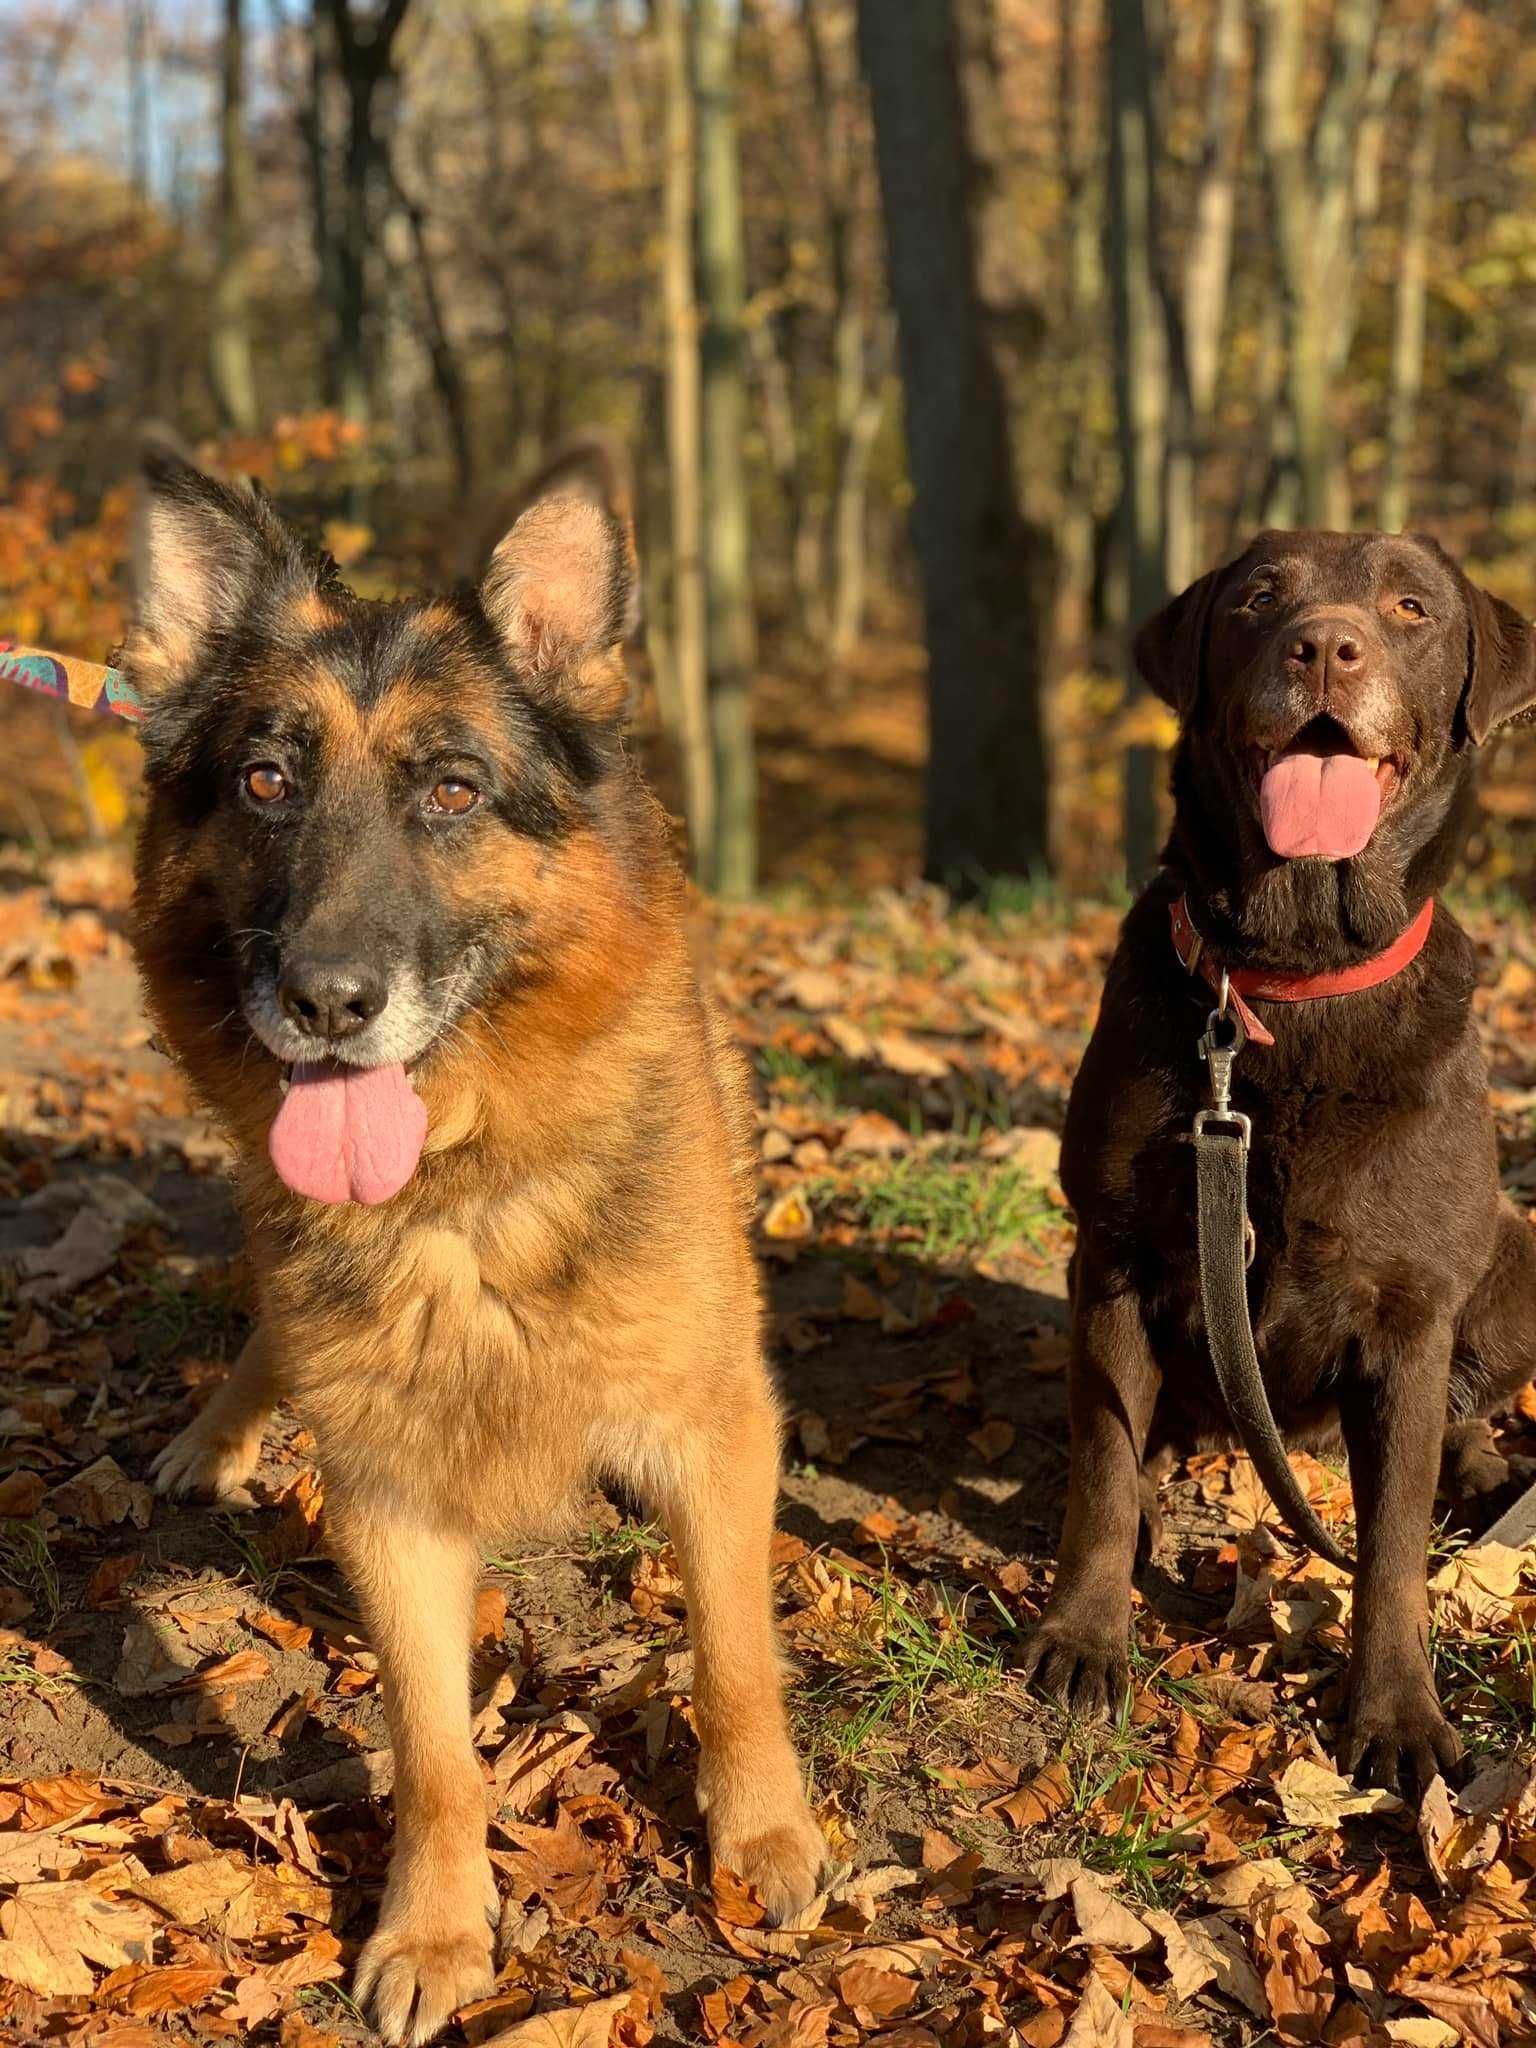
804, 0, 881, 671
1107, 0, 1171, 883
1253, 0, 1384, 528
320, 0, 412, 438
1164, 0, 1246, 592
694, 0, 756, 898
388, 152, 473, 491
655, 0, 714, 882
210, 0, 260, 434
858, 0, 1054, 893
1379, 0, 1453, 532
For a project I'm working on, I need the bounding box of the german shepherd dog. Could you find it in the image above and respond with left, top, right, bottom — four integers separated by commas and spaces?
127, 448, 827, 2044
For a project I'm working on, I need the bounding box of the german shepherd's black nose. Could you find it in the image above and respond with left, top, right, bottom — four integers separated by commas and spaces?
278, 957, 388, 1041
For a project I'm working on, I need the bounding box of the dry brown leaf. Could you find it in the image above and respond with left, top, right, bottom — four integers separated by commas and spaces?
762, 1188, 814, 1241
1062, 1970, 1134, 2048
0, 1882, 156, 1997
1274, 1756, 1400, 1828
1069, 1875, 1154, 1954
991, 1759, 1071, 1828
479, 1992, 631, 2048
105, 1962, 229, 2014
45, 1454, 153, 1530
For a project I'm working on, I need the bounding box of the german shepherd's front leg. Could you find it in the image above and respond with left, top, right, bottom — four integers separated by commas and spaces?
152, 1324, 279, 1506
335, 1503, 496, 2047
652, 1386, 826, 1924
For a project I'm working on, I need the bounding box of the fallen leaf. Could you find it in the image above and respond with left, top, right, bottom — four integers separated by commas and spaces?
1274, 1756, 1401, 1828
1062, 1971, 1134, 2048
0, 1882, 156, 1997
478, 1992, 631, 2048
1069, 1875, 1154, 1954
45, 1455, 153, 1530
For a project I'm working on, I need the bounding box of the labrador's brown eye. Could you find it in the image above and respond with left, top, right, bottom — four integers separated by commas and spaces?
429, 779, 480, 816
1247, 588, 1277, 611
1396, 595, 1427, 620
244, 764, 288, 803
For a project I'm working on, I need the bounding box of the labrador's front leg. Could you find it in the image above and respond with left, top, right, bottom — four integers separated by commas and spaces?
333, 1503, 496, 2047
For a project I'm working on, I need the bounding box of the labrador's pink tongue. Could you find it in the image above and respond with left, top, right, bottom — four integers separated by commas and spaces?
268, 1061, 427, 1205
1260, 751, 1382, 860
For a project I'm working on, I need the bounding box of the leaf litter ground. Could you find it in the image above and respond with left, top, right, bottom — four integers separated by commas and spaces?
0, 851, 1534, 2048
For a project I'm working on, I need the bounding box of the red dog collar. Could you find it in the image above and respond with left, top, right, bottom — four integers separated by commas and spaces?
1169, 893, 1435, 1047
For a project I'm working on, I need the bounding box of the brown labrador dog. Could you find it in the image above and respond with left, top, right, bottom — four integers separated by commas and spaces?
1026, 529, 1536, 1794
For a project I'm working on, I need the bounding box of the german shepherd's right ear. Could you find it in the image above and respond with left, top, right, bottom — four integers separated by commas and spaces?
125, 436, 321, 696
480, 492, 637, 722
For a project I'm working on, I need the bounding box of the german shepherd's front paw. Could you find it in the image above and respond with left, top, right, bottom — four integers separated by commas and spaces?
704, 1759, 827, 1926
151, 1419, 261, 1507
353, 1866, 497, 2047
710, 1805, 827, 1926
1342, 1686, 1463, 1800
1020, 1618, 1130, 1722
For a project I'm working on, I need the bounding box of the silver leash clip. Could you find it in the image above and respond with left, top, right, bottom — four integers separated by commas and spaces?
1192, 999, 1256, 1264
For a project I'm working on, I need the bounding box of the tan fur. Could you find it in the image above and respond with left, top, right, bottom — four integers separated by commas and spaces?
137, 678, 824, 2043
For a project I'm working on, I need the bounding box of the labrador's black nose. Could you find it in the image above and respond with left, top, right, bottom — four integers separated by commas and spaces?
278, 957, 388, 1041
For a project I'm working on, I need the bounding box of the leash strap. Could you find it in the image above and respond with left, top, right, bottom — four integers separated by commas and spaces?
0, 640, 142, 722
1191, 1005, 1357, 1572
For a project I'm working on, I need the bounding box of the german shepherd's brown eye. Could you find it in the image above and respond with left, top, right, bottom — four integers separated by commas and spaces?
428, 779, 480, 817
244, 764, 288, 803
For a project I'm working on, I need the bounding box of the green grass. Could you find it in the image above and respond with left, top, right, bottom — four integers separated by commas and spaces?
131, 1269, 248, 1363
0, 1519, 61, 1631
1434, 1617, 1536, 1753
834, 1155, 1054, 1262
805, 1571, 1017, 1767
756, 1045, 856, 1107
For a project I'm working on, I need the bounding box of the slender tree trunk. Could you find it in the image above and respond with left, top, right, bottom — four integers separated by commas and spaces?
859, 0, 1054, 892
1253, 0, 1384, 528
805, 0, 881, 670
694, 0, 756, 897
1164, 0, 1245, 592
1380, 0, 1453, 532
388, 153, 473, 490
1049, 0, 1103, 691
320, 0, 411, 438
655, 0, 714, 881
210, 0, 260, 433
299, 0, 341, 404
1107, 0, 1171, 882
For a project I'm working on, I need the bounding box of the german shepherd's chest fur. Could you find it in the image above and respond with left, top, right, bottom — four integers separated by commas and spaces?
252, 962, 761, 1539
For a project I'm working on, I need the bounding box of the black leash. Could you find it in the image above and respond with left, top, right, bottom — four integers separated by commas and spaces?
1191, 991, 1357, 1573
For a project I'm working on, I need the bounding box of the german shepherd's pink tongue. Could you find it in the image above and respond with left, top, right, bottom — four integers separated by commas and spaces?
268, 1061, 428, 1205
1259, 751, 1382, 860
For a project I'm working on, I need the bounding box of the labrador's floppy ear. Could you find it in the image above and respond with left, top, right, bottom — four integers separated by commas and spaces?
1131, 562, 1227, 719
125, 436, 319, 695
1461, 579, 1536, 745
480, 490, 636, 720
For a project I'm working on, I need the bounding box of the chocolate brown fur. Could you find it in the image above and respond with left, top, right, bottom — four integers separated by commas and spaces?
1027, 530, 1536, 1796
128, 447, 824, 2045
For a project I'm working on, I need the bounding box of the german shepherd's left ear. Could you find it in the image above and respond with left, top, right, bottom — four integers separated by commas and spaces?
125, 437, 319, 695
480, 492, 636, 721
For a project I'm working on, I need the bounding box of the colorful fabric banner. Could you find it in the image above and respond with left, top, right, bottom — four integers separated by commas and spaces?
0, 639, 143, 723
